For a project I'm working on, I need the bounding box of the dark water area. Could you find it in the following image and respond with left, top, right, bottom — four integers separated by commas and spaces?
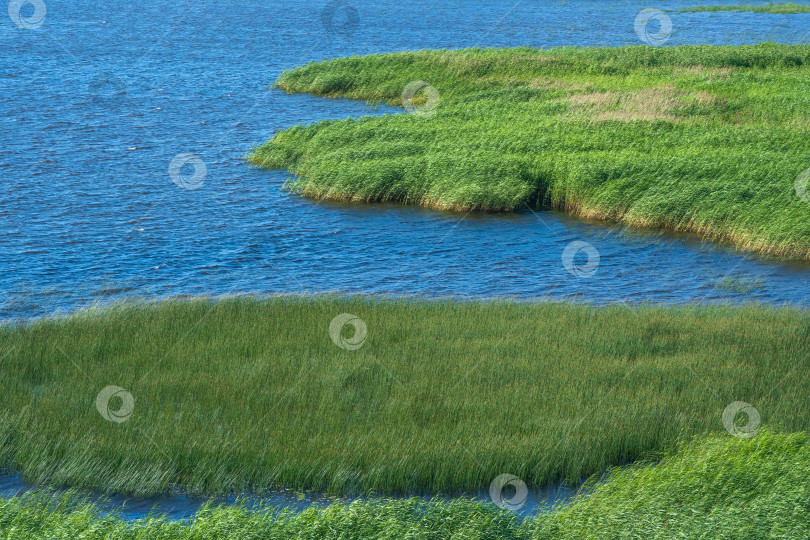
0, 472, 582, 521
3, 0, 810, 320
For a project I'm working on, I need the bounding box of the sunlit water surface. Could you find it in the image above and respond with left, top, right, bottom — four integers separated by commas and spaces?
3, 0, 810, 320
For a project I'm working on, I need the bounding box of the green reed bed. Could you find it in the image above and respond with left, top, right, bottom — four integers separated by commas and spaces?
250, 44, 810, 260
0, 492, 526, 539
679, 3, 810, 14
2, 431, 809, 539
531, 430, 810, 539
0, 297, 808, 498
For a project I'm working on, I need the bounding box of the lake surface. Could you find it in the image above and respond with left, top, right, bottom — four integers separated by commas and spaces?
3, 0, 810, 320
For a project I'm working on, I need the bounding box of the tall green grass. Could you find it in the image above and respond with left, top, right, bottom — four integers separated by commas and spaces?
2, 431, 809, 538
0, 297, 808, 497
250, 44, 810, 259
530, 430, 810, 539
0, 492, 527, 539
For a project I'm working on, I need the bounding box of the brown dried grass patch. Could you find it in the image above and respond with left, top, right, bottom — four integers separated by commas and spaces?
564, 85, 718, 122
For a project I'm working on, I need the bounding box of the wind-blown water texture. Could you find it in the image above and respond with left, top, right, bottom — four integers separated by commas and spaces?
3, 0, 810, 320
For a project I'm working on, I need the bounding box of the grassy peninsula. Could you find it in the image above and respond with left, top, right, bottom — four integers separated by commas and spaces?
250, 44, 810, 260
0, 297, 808, 497
2, 431, 809, 538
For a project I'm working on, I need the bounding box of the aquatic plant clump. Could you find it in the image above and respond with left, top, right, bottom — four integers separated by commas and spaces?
1, 297, 809, 498
250, 44, 810, 260
2, 431, 810, 538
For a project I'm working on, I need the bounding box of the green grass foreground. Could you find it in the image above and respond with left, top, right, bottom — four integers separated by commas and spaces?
1, 431, 809, 539
0, 297, 809, 497
250, 44, 810, 260
679, 3, 810, 14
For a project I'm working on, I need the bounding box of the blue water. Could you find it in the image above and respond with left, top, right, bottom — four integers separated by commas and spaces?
3, 0, 810, 321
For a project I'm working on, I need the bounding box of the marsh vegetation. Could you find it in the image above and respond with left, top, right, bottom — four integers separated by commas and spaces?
1, 431, 808, 538
251, 44, 810, 260
0, 297, 808, 498
679, 3, 810, 14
